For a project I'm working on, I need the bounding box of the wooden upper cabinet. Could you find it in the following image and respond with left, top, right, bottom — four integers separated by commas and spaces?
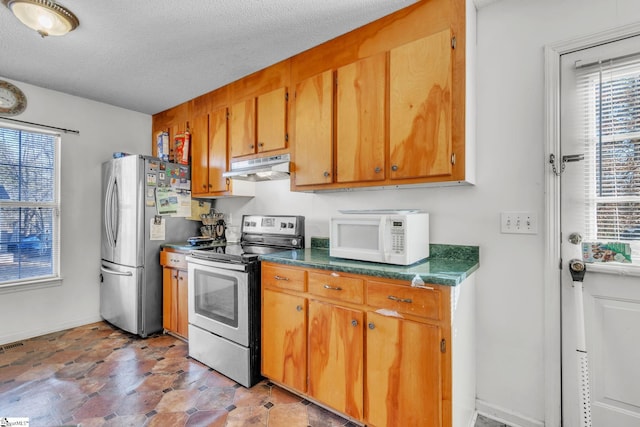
208, 108, 229, 193
293, 70, 333, 186
336, 53, 386, 183
257, 87, 287, 153
230, 87, 288, 159
230, 98, 256, 158
191, 108, 229, 196
389, 28, 453, 180
191, 113, 210, 195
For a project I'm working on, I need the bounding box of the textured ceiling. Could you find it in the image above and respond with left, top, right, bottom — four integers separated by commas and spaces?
0, 0, 421, 115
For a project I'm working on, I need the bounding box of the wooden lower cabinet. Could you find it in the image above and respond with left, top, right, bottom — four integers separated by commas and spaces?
260, 261, 469, 427
365, 311, 442, 427
160, 249, 189, 339
308, 300, 364, 420
261, 289, 307, 392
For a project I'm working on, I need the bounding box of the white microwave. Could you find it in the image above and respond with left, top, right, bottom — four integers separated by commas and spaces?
330, 211, 429, 265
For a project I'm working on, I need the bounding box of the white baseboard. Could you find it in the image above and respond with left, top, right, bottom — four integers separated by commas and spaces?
476, 399, 545, 427
470, 411, 479, 427
0, 315, 103, 346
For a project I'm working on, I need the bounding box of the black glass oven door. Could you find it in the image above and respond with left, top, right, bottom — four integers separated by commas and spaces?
189, 264, 249, 347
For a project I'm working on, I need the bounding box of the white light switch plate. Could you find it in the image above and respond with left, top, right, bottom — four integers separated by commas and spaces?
500, 212, 538, 234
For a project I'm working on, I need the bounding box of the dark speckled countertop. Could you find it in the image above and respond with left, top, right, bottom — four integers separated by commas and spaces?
162, 239, 479, 287
259, 238, 479, 287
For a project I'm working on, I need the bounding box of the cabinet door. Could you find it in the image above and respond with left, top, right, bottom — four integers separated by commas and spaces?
262, 289, 307, 392
230, 98, 256, 158
365, 311, 443, 427
308, 300, 364, 420
336, 54, 386, 183
257, 87, 287, 153
389, 28, 453, 180
208, 108, 229, 193
162, 267, 176, 332
191, 113, 210, 195
293, 70, 333, 186
176, 270, 189, 338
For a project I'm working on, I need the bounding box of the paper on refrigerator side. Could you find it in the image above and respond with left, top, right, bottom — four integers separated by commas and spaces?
150, 217, 165, 241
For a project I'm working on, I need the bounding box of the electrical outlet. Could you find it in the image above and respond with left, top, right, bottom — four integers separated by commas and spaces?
501, 212, 538, 234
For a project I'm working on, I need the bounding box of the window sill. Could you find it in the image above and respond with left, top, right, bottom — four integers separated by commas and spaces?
0, 277, 63, 294
585, 262, 640, 278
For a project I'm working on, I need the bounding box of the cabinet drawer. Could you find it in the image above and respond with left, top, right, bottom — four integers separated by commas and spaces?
262, 263, 306, 292
366, 281, 441, 320
308, 272, 364, 305
160, 251, 188, 269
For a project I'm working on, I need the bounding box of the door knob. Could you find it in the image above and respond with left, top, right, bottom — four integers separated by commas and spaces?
568, 232, 582, 245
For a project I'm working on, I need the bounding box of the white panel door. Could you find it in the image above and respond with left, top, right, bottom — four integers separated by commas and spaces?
560, 36, 640, 427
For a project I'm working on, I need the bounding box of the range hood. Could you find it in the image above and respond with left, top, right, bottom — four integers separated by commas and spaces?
222, 154, 290, 182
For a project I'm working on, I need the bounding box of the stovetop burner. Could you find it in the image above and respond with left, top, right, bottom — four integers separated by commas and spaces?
188, 215, 305, 265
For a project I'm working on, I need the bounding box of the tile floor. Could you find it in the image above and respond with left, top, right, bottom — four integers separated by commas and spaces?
0, 322, 506, 427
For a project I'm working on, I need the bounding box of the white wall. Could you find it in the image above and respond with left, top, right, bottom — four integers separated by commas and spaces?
0, 78, 151, 345
214, 1, 640, 425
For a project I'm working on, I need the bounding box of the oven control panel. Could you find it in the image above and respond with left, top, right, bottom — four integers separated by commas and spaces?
242, 215, 305, 236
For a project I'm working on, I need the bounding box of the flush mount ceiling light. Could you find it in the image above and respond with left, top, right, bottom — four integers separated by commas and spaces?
7, 0, 79, 37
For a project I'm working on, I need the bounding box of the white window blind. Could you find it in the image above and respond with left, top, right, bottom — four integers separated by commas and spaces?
576, 54, 640, 263
0, 125, 60, 286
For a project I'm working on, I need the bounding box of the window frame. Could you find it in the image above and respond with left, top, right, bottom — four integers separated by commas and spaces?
0, 123, 62, 290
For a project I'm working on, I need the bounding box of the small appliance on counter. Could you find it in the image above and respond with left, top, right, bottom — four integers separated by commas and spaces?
330, 209, 429, 265
187, 211, 227, 246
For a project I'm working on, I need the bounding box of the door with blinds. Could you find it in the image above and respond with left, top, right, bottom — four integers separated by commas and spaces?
560, 36, 640, 427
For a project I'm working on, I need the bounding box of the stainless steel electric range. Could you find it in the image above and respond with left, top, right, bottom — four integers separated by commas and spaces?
186, 214, 305, 387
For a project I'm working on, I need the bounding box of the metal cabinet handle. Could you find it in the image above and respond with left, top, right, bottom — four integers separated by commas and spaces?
351, 320, 358, 327
391, 165, 398, 171
296, 305, 303, 312
259, 142, 264, 147
274, 275, 289, 281
249, 144, 255, 149
323, 284, 342, 291
323, 171, 330, 177
374, 166, 381, 173
388, 295, 412, 304
368, 322, 375, 330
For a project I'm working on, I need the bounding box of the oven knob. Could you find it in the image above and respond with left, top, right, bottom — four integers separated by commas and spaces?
288, 222, 294, 228
280, 222, 286, 228
291, 238, 298, 246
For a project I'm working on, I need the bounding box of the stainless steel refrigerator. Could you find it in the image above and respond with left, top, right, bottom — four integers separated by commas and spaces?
100, 155, 199, 337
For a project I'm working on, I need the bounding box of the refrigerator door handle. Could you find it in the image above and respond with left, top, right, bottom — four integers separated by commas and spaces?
105, 176, 120, 246
104, 175, 115, 247
111, 177, 120, 245
100, 265, 133, 277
